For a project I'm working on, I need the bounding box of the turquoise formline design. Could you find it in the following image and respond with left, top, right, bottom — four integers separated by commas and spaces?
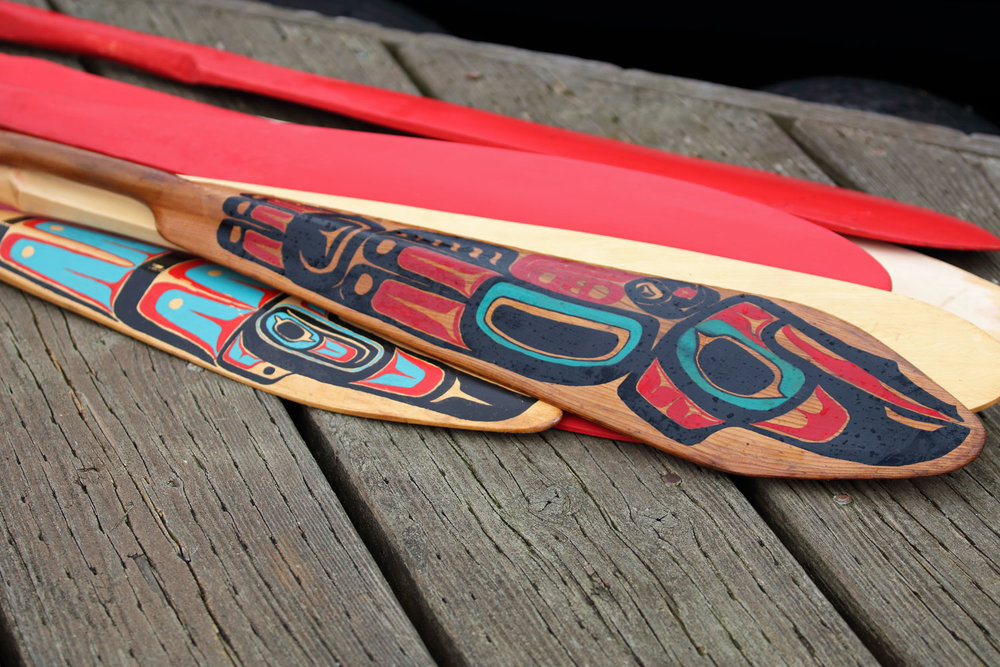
676, 319, 805, 410
475, 281, 643, 366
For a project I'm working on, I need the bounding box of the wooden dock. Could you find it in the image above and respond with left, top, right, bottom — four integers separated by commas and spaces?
1, 0, 999, 663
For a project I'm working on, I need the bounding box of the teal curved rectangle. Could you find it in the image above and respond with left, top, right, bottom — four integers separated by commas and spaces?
475, 282, 643, 367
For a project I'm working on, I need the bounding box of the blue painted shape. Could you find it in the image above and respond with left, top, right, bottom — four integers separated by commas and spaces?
10, 238, 133, 311
154, 288, 256, 354
184, 262, 271, 307
365, 351, 427, 389
676, 319, 805, 410
36, 221, 164, 261
222, 332, 264, 367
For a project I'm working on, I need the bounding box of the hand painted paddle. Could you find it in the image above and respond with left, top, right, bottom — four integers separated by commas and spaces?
0, 131, 984, 479
0, 0, 995, 249
7, 165, 998, 417
0, 210, 559, 432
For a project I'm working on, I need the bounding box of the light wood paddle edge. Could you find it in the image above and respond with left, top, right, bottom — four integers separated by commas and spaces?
0, 162, 984, 478
191, 176, 1000, 413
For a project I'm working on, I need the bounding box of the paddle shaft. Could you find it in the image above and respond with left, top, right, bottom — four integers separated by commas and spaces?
0, 131, 984, 478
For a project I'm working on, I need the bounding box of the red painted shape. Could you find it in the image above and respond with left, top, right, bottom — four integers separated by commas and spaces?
636, 359, 725, 429
239, 230, 285, 271
753, 386, 850, 442
710, 302, 780, 346
370, 280, 467, 348
778, 325, 955, 422
510, 254, 631, 305
353, 349, 446, 397
0, 55, 891, 289
0, 2, 995, 250
396, 246, 498, 298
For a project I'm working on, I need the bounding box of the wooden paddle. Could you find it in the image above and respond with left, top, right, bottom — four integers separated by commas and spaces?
9, 165, 994, 414
1, 0, 997, 249
0, 208, 561, 433
854, 238, 1000, 341
0, 130, 984, 479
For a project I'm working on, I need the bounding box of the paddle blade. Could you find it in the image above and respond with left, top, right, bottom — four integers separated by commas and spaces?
0, 131, 984, 479
0, 2, 995, 249
0, 211, 560, 432
0, 54, 891, 289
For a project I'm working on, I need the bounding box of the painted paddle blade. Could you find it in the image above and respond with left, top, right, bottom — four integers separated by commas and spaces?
0, 55, 890, 289
6, 166, 999, 428
0, 1, 995, 250
0, 132, 984, 479
0, 210, 559, 431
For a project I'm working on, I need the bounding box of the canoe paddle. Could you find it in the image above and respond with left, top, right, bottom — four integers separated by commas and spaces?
0, 208, 561, 432
8, 164, 997, 416
0, 56, 890, 289
0, 130, 984, 479
0, 0, 996, 249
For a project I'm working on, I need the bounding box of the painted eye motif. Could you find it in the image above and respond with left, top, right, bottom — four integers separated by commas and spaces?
678, 316, 805, 411
618, 295, 970, 466
258, 305, 384, 373
626, 277, 719, 319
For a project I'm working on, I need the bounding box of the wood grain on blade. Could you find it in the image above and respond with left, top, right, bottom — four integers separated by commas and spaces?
3, 165, 998, 415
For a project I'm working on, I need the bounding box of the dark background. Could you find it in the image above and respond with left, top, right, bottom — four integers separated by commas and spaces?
264, 0, 1000, 134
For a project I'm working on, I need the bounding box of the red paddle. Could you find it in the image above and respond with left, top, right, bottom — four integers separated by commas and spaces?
0, 0, 995, 250
0, 55, 889, 289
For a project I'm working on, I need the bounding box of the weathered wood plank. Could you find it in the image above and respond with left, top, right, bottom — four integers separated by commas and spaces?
50, 0, 422, 132
786, 119, 1000, 236
14, 0, 1000, 663
43, 0, 880, 662
299, 409, 874, 665
748, 434, 1000, 664
0, 283, 431, 664
391, 37, 833, 182
366, 21, 1000, 664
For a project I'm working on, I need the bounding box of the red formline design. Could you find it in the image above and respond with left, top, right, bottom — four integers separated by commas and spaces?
0, 1, 997, 250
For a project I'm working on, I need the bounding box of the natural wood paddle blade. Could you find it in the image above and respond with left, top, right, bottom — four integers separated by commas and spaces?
0, 210, 560, 432
855, 238, 1000, 343
185, 177, 1000, 413
5, 164, 1000, 416
0, 131, 984, 479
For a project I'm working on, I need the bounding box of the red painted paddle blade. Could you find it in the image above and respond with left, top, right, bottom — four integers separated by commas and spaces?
0, 1, 995, 249
0, 55, 890, 288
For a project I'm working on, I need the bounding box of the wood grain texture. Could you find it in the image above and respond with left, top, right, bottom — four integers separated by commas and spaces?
8, 0, 1000, 662
0, 210, 560, 433
390, 36, 835, 182
0, 281, 430, 664
183, 175, 1000, 413
50, 0, 421, 133
787, 119, 1000, 238
371, 16, 1000, 662
298, 408, 874, 665
747, 433, 1000, 664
